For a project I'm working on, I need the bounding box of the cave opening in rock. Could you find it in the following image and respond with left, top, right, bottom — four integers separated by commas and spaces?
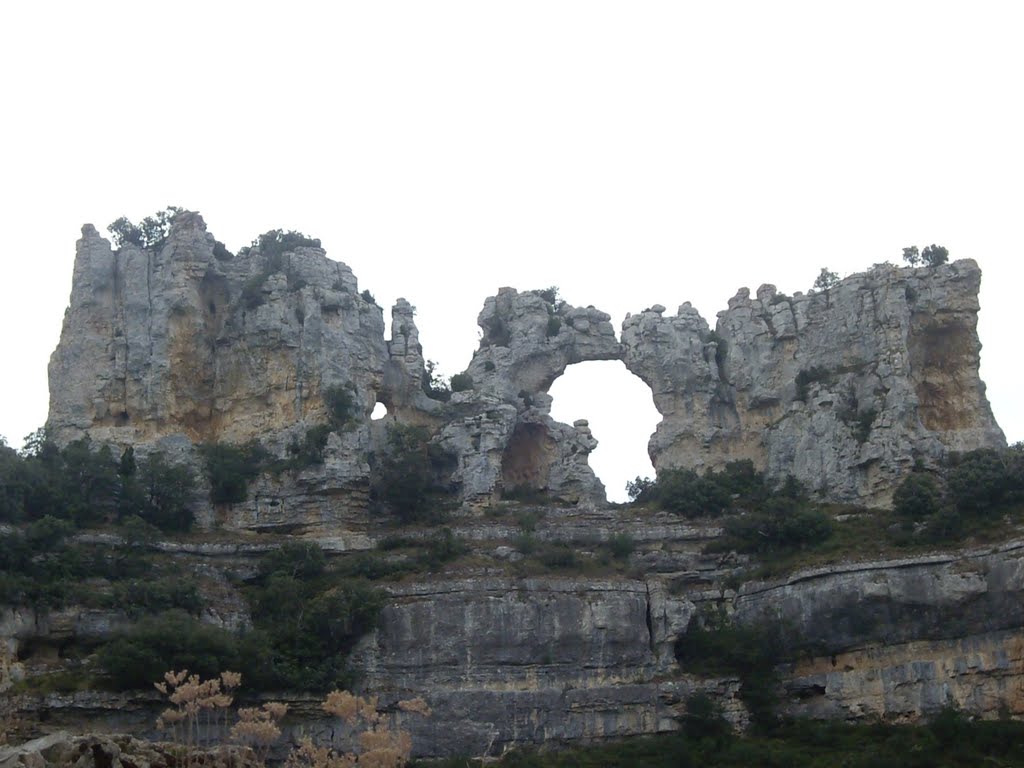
371, 401, 388, 420
548, 360, 659, 503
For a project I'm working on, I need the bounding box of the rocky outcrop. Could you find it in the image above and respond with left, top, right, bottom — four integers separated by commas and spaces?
437, 288, 623, 505
0, 732, 258, 768
46, 220, 621, 514
48, 215, 389, 448
622, 262, 1005, 505
48, 214, 1005, 511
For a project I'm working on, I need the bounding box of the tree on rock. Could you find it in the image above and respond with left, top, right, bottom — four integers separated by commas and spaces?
902, 244, 949, 267
921, 244, 949, 266
902, 246, 921, 266
813, 268, 839, 291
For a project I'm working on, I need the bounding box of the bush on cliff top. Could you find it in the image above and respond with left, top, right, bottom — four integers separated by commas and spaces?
107, 206, 183, 250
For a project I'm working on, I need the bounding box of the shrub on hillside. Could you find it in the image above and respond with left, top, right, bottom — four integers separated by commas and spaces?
370, 424, 455, 523
322, 383, 357, 428
722, 498, 833, 553
893, 472, 943, 520
98, 610, 261, 691
947, 447, 1024, 514
199, 441, 268, 504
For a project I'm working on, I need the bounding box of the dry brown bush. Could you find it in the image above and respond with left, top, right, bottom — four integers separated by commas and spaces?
153, 671, 428, 768
285, 690, 431, 768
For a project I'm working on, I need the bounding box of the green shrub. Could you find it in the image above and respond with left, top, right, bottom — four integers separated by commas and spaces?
512, 532, 538, 555
422, 360, 452, 402
236, 229, 320, 308
626, 476, 656, 503
323, 382, 357, 428
921, 244, 950, 266
241, 229, 321, 262
606, 533, 635, 561
536, 287, 559, 304
113, 577, 202, 618
450, 372, 474, 393
722, 498, 833, 553
376, 534, 417, 551
247, 573, 384, 691
98, 610, 251, 690
259, 541, 327, 581
418, 528, 469, 568
336, 552, 408, 580
675, 606, 784, 732
370, 424, 455, 523
813, 267, 839, 291
286, 424, 333, 468
658, 469, 732, 519
360, 289, 376, 304
199, 441, 268, 504
537, 542, 579, 570
947, 448, 1024, 514
546, 316, 562, 337
107, 207, 183, 250
121, 452, 196, 531
893, 472, 942, 520
714, 460, 768, 506
1, 438, 196, 532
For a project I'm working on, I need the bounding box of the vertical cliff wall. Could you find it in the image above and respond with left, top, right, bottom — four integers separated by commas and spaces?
622, 261, 1005, 505
47, 213, 390, 448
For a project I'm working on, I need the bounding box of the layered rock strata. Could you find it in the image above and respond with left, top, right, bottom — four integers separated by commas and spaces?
6, 513, 1024, 756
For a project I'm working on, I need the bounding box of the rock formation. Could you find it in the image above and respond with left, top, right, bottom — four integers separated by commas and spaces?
3, 213, 1019, 758
621, 262, 1006, 505
48, 214, 1004, 512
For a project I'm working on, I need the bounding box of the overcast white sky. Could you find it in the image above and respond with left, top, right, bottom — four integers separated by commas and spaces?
1, 2, 1021, 501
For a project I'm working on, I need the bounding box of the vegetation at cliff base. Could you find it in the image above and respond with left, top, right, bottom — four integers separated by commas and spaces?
1, 433, 195, 532
629, 461, 833, 555
891, 444, 1024, 543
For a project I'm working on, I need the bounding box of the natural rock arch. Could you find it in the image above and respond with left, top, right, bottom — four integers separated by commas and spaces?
548, 360, 659, 502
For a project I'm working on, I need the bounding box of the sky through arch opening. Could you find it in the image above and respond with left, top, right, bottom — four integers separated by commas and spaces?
548, 360, 660, 503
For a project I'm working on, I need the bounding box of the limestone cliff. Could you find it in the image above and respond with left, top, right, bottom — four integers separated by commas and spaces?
48, 214, 390, 448
622, 262, 1005, 505
27, 211, 1016, 757
48, 214, 1004, 512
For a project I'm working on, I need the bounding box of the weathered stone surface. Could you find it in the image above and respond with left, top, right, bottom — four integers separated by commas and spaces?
8, 518, 1024, 755
0, 732, 258, 768
623, 261, 1005, 505
465, 287, 622, 401
48, 215, 389, 447
783, 630, 1024, 721
31, 213, 1021, 757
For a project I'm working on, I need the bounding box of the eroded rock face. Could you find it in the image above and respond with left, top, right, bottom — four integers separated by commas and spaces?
622, 262, 1005, 505
448, 288, 622, 504
48, 215, 394, 449
46, 219, 620, 519
47, 215, 1005, 518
